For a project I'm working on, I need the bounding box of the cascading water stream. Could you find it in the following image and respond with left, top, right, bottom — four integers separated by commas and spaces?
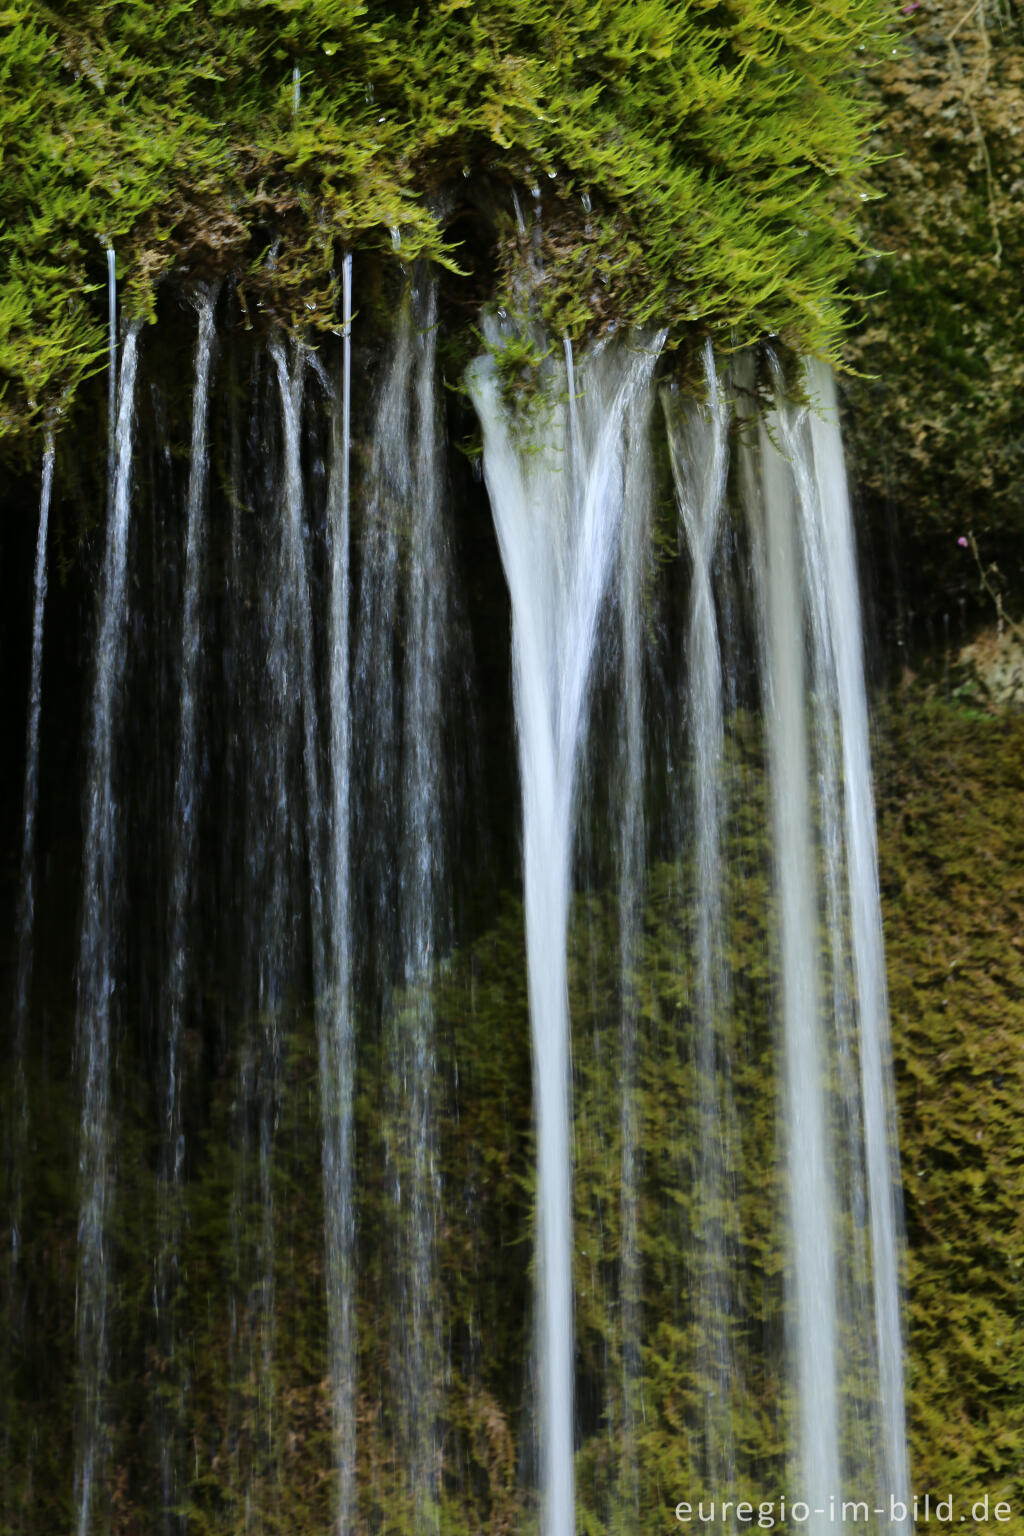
612, 367, 658, 1519
10, 431, 56, 1265
1, 273, 914, 1536
664, 342, 738, 1502
747, 395, 841, 1529
320, 251, 357, 1536
398, 278, 447, 1536
354, 277, 452, 1531
156, 287, 217, 1524
468, 324, 662, 1536
164, 291, 217, 1172
739, 356, 909, 1526
75, 320, 142, 1536
805, 360, 909, 1528
106, 248, 117, 502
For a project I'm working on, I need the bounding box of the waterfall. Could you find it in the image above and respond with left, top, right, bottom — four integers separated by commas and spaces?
320, 252, 357, 1536
750, 397, 842, 1527
165, 291, 217, 1176
10, 431, 56, 1262
3, 282, 913, 1536
106, 248, 117, 499
354, 275, 452, 1532
743, 356, 908, 1526
156, 288, 216, 1524
398, 278, 447, 1536
468, 323, 663, 1536
613, 363, 658, 1520
75, 320, 142, 1536
664, 342, 738, 1505
805, 360, 909, 1528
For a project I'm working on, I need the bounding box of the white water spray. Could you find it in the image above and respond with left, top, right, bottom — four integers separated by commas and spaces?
321, 252, 358, 1536
665, 342, 738, 1498
11, 432, 56, 1260
805, 360, 909, 1529
75, 321, 141, 1536
165, 289, 217, 1175
468, 322, 662, 1536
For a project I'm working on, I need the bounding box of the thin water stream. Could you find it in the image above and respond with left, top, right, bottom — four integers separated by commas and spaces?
468, 324, 662, 1536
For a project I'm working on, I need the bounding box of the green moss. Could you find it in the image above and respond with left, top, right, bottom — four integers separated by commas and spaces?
0, 0, 895, 447
875, 694, 1024, 1520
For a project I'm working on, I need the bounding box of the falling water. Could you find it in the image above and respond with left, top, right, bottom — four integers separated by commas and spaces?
805, 360, 909, 1528
468, 323, 662, 1536
741, 356, 909, 1526
75, 321, 142, 1536
354, 276, 453, 1531
773, 365, 874, 1494
747, 394, 841, 1529
10, 431, 56, 1261
157, 288, 217, 1523
2, 272, 913, 1536
106, 248, 117, 495
613, 362, 658, 1519
398, 279, 448, 1536
320, 252, 358, 1536
664, 342, 738, 1500
165, 291, 217, 1175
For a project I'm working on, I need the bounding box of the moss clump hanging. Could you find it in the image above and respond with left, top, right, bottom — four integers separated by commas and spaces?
0, 0, 895, 445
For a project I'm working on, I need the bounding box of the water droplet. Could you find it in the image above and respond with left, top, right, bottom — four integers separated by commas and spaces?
391, 227, 401, 251
581, 192, 592, 214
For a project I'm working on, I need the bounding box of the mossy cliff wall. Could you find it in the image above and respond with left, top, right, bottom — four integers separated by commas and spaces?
0, 0, 893, 445
842, 0, 1024, 629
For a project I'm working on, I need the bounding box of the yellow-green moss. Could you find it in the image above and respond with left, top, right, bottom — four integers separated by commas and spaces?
0, 0, 897, 446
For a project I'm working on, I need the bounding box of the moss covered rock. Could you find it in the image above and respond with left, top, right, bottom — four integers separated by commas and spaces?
0, 0, 895, 445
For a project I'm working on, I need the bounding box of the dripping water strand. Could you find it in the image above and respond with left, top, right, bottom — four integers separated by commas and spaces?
10, 430, 56, 1266
75, 320, 142, 1536
106, 247, 117, 507
320, 251, 358, 1536
804, 360, 909, 1530
746, 381, 840, 1530
165, 289, 218, 1179
773, 368, 871, 1490
157, 288, 217, 1528
664, 343, 738, 1507
395, 277, 448, 1536
614, 374, 657, 1520
468, 324, 662, 1536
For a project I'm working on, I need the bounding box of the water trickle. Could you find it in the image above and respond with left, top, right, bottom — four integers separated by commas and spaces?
468, 320, 663, 1536
750, 395, 841, 1529
157, 288, 217, 1525
738, 355, 909, 1528
165, 290, 217, 1178
612, 362, 659, 1519
804, 359, 909, 1530
11, 431, 56, 1261
354, 277, 454, 1532
75, 320, 142, 1536
664, 341, 738, 1505
106, 247, 117, 501
320, 252, 358, 1536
